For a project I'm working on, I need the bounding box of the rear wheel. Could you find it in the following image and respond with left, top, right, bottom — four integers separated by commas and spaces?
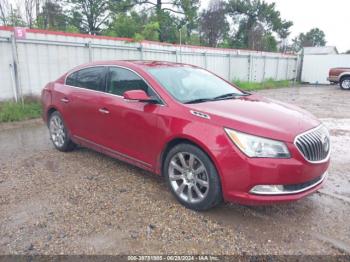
340, 76, 350, 90
164, 143, 222, 211
49, 111, 76, 152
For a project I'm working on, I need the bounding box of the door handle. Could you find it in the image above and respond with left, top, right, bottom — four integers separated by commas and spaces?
60, 97, 69, 103
98, 108, 110, 114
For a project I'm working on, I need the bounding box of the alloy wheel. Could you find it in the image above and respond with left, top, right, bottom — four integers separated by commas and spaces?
49, 115, 66, 148
168, 152, 209, 204
341, 79, 350, 89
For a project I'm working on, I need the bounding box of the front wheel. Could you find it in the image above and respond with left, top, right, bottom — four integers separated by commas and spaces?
163, 143, 222, 211
340, 76, 350, 90
49, 111, 76, 152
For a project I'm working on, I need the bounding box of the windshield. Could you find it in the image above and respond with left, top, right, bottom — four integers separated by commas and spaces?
147, 66, 245, 103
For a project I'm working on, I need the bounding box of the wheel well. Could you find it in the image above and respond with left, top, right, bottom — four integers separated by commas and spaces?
160, 138, 214, 176
46, 107, 57, 125
340, 74, 350, 82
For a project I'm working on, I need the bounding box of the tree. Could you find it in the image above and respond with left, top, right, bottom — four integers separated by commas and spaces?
0, 0, 26, 27
292, 28, 326, 51
134, 21, 160, 41
226, 0, 292, 51
199, 0, 229, 47
105, 10, 161, 41
105, 11, 144, 38
36, 1, 69, 31
150, 11, 179, 43
260, 32, 277, 51
0, 0, 10, 25
67, 0, 112, 34
133, 0, 200, 42
24, 0, 36, 28
106, 0, 199, 44
175, 0, 200, 40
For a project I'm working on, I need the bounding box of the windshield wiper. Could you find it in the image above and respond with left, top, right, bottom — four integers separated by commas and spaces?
213, 93, 250, 100
184, 98, 215, 104
184, 93, 250, 104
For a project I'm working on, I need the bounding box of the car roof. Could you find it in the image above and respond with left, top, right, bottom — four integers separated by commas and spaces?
80, 60, 197, 70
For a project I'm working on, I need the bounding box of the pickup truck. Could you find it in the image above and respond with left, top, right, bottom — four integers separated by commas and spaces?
328, 67, 350, 90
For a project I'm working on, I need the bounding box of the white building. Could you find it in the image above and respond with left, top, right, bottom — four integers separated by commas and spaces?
303, 46, 339, 55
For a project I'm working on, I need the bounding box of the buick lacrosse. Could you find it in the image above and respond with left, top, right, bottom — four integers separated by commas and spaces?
41, 61, 330, 210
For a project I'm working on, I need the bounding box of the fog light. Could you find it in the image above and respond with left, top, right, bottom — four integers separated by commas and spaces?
250, 185, 284, 195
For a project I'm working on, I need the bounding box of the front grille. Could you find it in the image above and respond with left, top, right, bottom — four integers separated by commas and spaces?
295, 125, 330, 162
283, 175, 323, 191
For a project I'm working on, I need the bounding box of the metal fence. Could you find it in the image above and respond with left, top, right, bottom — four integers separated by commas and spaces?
302, 54, 350, 84
0, 27, 298, 101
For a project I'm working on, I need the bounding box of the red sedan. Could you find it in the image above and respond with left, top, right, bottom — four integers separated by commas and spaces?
41, 61, 330, 211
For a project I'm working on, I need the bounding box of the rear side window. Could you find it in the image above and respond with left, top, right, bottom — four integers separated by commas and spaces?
76, 67, 106, 91
66, 67, 106, 92
107, 67, 151, 96
66, 71, 78, 86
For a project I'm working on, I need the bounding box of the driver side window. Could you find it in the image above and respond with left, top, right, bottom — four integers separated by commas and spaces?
107, 67, 153, 97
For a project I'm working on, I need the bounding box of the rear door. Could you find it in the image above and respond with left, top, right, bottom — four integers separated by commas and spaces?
64, 66, 108, 145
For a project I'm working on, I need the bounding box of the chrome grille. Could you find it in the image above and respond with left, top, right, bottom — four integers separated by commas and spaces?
295, 125, 330, 163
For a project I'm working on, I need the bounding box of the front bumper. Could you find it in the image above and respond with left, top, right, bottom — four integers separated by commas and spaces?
213, 141, 330, 205
249, 171, 327, 195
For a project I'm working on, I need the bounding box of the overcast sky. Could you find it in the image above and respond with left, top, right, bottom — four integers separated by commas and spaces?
265, 0, 350, 52
201, 0, 350, 52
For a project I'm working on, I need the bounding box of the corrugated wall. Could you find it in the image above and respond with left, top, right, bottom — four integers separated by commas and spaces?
0, 27, 298, 100
302, 54, 350, 84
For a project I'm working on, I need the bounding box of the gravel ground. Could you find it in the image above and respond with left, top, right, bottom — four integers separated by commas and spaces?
0, 84, 349, 255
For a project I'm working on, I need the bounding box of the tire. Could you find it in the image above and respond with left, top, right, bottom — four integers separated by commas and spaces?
340, 76, 350, 90
163, 143, 222, 211
48, 111, 76, 152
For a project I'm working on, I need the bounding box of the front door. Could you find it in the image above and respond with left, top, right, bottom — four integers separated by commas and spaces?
97, 66, 164, 167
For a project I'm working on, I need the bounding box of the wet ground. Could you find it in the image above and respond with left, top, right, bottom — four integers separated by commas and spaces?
0, 85, 349, 255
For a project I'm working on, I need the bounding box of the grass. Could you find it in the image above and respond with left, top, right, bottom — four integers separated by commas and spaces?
0, 96, 42, 123
233, 78, 290, 91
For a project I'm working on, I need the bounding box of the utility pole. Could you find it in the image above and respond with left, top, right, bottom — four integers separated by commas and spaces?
179, 27, 182, 62
178, 23, 188, 63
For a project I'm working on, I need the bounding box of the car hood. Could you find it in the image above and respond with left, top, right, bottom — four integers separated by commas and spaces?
187, 94, 321, 142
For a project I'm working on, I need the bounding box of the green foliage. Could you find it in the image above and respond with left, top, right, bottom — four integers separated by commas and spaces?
5, 7, 26, 27
36, 1, 68, 31
186, 33, 201, 45
233, 79, 290, 91
105, 12, 143, 38
142, 21, 160, 41
152, 10, 179, 43
66, 25, 80, 33
261, 32, 278, 52
105, 12, 159, 42
67, 0, 112, 34
226, 0, 293, 51
0, 99, 41, 123
133, 33, 145, 42
292, 28, 327, 52
175, 0, 200, 38
199, 0, 229, 47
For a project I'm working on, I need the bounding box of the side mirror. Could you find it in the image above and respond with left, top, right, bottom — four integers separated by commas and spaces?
123, 90, 158, 103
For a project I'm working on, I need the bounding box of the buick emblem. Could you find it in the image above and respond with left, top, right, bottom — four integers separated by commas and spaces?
321, 134, 330, 152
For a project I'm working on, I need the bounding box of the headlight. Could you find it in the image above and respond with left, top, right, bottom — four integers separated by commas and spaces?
224, 128, 290, 158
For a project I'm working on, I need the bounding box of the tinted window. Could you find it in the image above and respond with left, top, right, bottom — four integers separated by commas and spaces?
66, 71, 78, 86
75, 67, 106, 91
107, 67, 153, 96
